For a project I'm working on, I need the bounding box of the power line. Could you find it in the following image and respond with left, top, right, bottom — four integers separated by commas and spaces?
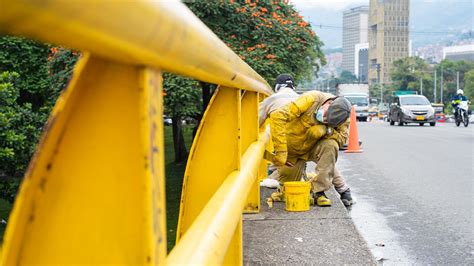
311, 23, 470, 36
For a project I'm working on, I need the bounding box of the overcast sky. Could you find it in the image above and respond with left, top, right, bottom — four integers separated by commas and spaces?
291, 0, 367, 11
290, 0, 474, 49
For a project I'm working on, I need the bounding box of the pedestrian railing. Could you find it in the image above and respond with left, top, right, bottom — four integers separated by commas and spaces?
0, 0, 271, 265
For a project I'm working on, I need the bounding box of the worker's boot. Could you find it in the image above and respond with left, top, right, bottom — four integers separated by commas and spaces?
339, 189, 353, 207
314, 191, 332, 207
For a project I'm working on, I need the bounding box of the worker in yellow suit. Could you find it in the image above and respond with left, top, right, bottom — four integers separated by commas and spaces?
260, 74, 353, 206
268, 89, 352, 206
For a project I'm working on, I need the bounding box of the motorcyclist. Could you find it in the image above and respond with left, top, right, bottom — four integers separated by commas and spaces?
451, 89, 467, 120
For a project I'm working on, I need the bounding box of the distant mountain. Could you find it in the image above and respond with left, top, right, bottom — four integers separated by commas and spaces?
322, 47, 342, 54
297, 0, 473, 49
410, 0, 473, 47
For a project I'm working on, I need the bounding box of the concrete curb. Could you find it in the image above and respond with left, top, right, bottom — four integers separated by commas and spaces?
243, 186, 376, 265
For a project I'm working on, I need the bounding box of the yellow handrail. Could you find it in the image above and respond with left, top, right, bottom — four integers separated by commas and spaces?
0, 1, 270, 265
167, 130, 269, 265
0, 0, 272, 95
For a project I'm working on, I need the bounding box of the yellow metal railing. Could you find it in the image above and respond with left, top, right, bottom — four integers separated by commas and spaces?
0, 0, 271, 265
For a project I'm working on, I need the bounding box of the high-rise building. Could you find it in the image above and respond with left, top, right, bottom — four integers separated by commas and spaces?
355, 43, 369, 83
368, 0, 410, 85
342, 6, 369, 74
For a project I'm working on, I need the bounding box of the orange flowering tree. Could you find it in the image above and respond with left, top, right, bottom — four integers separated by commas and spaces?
186, 0, 326, 85
164, 0, 325, 163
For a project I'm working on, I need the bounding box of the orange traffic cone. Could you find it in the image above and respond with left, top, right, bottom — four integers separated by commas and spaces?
345, 106, 363, 153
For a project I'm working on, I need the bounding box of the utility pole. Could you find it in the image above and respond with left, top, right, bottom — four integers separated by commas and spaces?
440, 66, 443, 104
434, 70, 437, 103
420, 77, 423, 95
376, 64, 382, 104
457, 71, 460, 91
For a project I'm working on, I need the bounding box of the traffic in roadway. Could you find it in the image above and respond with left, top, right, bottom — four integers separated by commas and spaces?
339, 121, 473, 264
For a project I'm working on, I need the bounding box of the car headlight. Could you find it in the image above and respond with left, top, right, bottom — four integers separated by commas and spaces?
400, 107, 411, 115
427, 107, 435, 115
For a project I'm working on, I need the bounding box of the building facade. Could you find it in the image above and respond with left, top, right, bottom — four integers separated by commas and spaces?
342, 6, 369, 74
443, 44, 474, 62
368, 0, 410, 85
355, 43, 369, 83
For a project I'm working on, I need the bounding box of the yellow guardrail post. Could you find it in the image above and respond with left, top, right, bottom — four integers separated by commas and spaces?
242, 91, 261, 213
1, 54, 167, 264
169, 128, 270, 265
0, 0, 273, 264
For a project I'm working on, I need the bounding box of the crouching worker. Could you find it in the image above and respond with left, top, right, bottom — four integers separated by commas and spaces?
260, 74, 354, 206
267, 90, 352, 207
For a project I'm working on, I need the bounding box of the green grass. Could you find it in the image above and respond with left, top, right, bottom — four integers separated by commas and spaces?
164, 125, 194, 253
0, 125, 193, 249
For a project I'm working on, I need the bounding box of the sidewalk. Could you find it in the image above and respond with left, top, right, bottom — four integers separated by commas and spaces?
243, 186, 376, 265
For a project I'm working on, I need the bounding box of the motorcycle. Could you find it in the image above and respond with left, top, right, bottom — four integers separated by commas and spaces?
455, 101, 469, 127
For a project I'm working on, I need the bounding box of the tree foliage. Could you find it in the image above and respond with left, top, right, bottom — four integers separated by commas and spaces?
0, 36, 52, 109
186, 0, 326, 85
0, 72, 44, 178
336, 70, 358, 84
436, 59, 474, 104
390, 57, 431, 91
388, 57, 474, 106
163, 74, 201, 162
464, 69, 474, 100
163, 1, 325, 162
0, 36, 79, 202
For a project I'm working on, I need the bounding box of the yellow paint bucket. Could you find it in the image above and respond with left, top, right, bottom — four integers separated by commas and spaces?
283, 181, 311, 212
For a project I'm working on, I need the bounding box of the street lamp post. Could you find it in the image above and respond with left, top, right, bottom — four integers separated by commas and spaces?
420, 77, 423, 95
434, 70, 437, 103
457, 71, 459, 91
376, 64, 382, 104
440, 66, 443, 104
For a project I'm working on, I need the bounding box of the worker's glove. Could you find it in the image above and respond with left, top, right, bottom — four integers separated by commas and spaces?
307, 125, 327, 140
264, 150, 293, 167
273, 151, 288, 166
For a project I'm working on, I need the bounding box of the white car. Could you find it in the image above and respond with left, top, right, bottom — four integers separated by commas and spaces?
388, 95, 436, 126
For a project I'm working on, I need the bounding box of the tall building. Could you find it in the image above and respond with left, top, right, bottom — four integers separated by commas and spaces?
355, 43, 369, 83
342, 6, 369, 74
368, 0, 410, 85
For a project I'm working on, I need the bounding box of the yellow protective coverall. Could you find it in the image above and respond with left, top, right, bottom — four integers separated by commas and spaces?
269, 91, 350, 193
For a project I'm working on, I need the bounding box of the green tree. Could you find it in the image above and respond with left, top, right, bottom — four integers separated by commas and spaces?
0, 36, 52, 109
0, 36, 79, 202
163, 74, 201, 163
0, 71, 45, 201
336, 70, 358, 84
391, 57, 431, 90
186, 0, 326, 85
163, 1, 325, 162
436, 59, 474, 105
464, 69, 474, 101
46, 47, 80, 107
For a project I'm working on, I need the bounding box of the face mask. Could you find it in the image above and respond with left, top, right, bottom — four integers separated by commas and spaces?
315, 107, 325, 123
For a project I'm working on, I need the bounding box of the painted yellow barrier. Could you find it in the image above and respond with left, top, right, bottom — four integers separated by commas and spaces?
0, 0, 272, 265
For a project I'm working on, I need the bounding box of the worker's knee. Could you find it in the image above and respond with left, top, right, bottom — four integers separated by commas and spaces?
318, 139, 338, 154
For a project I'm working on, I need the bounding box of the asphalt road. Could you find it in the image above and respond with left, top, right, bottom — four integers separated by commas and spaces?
337, 121, 473, 264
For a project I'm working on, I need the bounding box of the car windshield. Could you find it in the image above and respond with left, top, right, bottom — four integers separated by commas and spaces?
400, 96, 430, 105
345, 96, 368, 106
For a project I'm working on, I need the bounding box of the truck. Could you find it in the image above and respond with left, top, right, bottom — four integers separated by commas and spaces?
336, 83, 370, 122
